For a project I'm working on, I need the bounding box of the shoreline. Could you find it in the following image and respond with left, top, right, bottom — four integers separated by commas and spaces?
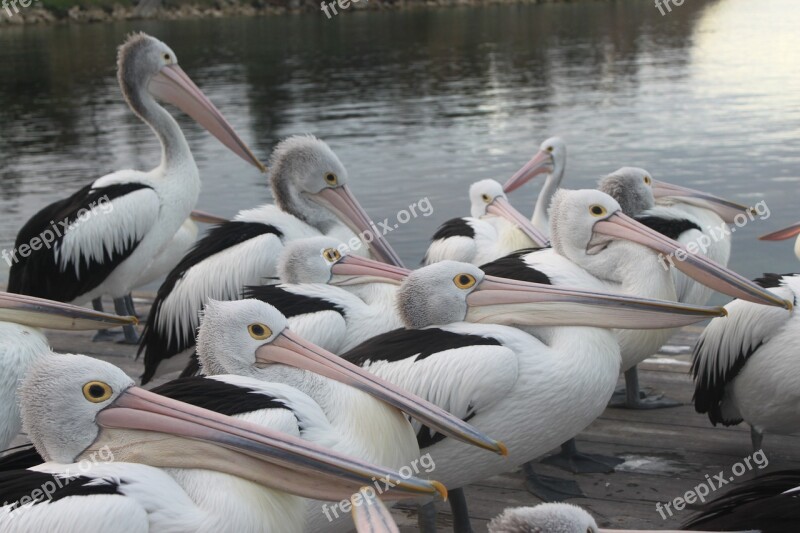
0, 0, 587, 26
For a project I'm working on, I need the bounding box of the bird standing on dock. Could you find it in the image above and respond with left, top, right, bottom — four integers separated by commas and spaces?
5, 33, 264, 345
138, 135, 405, 384
0, 354, 445, 532
693, 273, 798, 452
423, 179, 549, 266
0, 292, 136, 450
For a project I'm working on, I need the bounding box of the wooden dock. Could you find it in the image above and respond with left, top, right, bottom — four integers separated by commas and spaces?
23, 294, 800, 532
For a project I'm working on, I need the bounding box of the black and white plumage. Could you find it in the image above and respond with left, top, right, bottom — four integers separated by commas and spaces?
423, 179, 549, 266
6, 33, 263, 344
693, 273, 799, 450
0, 354, 443, 532
138, 135, 405, 383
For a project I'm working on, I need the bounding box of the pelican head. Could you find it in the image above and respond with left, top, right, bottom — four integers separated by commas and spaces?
488, 503, 598, 533
397, 260, 723, 330
20, 354, 444, 502
269, 135, 404, 267
597, 167, 656, 216
549, 189, 790, 309
469, 179, 549, 246
502, 136, 566, 194
277, 237, 409, 286
117, 32, 264, 171
196, 298, 506, 456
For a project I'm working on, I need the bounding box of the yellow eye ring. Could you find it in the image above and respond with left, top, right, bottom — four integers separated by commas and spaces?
248, 323, 273, 340
322, 247, 342, 263
589, 204, 608, 217
453, 273, 477, 289
643, 176, 652, 185
324, 173, 338, 186
481, 194, 491, 203
82, 381, 113, 403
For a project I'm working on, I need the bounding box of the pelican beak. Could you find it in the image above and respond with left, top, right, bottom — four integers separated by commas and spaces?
0, 292, 137, 330
486, 197, 550, 247
350, 486, 402, 533
148, 64, 266, 172
91, 386, 446, 502
330, 255, 411, 286
760, 221, 800, 241
311, 185, 406, 268
465, 276, 725, 329
593, 212, 792, 309
502, 150, 553, 194
651, 180, 750, 223
190, 210, 229, 225
255, 330, 507, 456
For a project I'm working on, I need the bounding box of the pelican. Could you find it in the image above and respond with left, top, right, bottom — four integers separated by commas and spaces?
693, 273, 799, 452
422, 179, 549, 266
6, 33, 264, 345
477, 189, 787, 495
138, 135, 405, 384
489, 502, 722, 533
0, 354, 445, 532
0, 292, 136, 450
336, 260, 723, 531
597, 167, 753, 409
760, 221, 800, 261
502, 136, 567, 235
194, 298, 507, 531
683, 469, 800, 531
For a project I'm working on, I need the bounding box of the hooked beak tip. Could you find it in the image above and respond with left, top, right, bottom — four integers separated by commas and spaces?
784, 299, 794, 312
256, 162, 268, 174
496, 441, 509, 457
432, 481, 448, 501
721, 307, 728, 317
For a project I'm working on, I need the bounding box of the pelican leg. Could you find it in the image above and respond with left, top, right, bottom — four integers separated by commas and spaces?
541, 438, 623, 474
522, 461, 583, 502
91, 298, 124, 342
114, 297, 140, 345
608, 367, 682, 409
417, 501, 438, 533
449, 488, 474, 533
751, 426, 764, 452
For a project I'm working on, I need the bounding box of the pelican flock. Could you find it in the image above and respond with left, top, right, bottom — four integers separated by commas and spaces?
1, 30, 797, 533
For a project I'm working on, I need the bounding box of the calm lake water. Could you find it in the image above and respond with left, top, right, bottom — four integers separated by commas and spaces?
1, 0, 799, 302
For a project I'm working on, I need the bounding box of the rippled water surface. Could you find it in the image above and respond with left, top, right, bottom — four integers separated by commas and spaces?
1, 0, 799, 299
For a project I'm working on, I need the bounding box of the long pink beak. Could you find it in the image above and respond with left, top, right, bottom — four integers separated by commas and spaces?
330, 254, 411, 286
351, 486, 401, 533
486, 196, 550, 247
95, 386, 446, 502
760, 221, 800, 241
0, 292, 136, 330
464, 275, 724, 329
190, 210, 229, 225
502, 149, 553, 194
312, 185, 406, 268
255, 330, 507, 456
593, 212, 791, 309
652, 180, 750, 223
148, 64, 266, 172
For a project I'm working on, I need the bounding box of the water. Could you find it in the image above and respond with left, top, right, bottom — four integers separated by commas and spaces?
1, 0, 799, 302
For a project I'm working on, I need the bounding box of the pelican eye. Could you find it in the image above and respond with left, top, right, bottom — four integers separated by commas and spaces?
589, 204, 607, 217
248, 323, 272, 340
453, 273, 477, 289
162, 53, 172, 62
82, 381, 113, 403
643, 176, 652, 185
322, 247, 342, 262
481, 194, 491, 203
546, 146, 554, 152
324, 173, 338, 186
